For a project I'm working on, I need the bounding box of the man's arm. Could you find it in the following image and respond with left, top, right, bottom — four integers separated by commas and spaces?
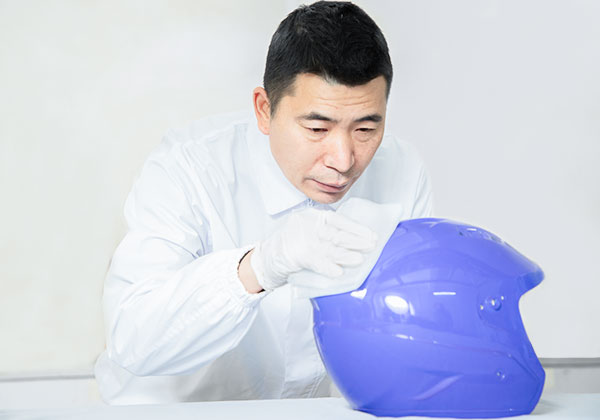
103, 148, 267, 377
238, 249, 264, 294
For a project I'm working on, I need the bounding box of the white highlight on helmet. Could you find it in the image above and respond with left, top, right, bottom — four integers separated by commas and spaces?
350, 289, 367, 300
384, 295, 410, 315
433, 291, 456, 296
395, 333, 415, 341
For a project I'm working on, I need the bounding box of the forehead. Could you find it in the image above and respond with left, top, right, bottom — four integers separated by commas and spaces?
281, 73, 387, 116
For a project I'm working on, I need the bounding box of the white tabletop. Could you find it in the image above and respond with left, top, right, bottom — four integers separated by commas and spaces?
1, 394, 599, 420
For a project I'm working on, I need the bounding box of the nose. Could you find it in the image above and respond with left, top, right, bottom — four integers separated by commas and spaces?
323, 131, 355, 174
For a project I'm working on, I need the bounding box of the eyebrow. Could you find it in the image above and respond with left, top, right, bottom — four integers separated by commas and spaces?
296, 112, 383, 123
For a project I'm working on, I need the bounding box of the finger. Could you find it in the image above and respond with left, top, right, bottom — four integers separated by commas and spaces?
317, 223, 376, 250
305, 251, 344, 277
325, 212, 378, 241
330, 230, 377, 251
316, 223, 338, 242
307, 257, 344, 278
330, 247, 365, 266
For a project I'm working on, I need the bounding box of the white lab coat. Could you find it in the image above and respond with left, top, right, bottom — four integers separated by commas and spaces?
94, 109, 434, 405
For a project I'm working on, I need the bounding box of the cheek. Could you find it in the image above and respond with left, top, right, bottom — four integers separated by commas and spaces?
291, 142, 320, 175
271, 128, 317, 177
353, 141, 380, 168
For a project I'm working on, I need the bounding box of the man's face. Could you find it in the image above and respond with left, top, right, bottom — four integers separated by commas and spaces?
263, 73, 387, 204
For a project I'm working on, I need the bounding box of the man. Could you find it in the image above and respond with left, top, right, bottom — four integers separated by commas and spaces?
95, 0, 433, 405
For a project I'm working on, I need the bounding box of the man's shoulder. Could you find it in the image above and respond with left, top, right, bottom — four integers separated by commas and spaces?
145, 109, 254, 171
164, 109, 253, 149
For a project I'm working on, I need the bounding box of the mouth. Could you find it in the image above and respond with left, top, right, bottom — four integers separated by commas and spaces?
312, 179, 350, 193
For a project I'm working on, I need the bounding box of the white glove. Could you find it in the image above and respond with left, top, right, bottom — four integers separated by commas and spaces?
250, 207, 378, 291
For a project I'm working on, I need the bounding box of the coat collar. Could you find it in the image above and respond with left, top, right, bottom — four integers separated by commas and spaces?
245, 118, 350, 216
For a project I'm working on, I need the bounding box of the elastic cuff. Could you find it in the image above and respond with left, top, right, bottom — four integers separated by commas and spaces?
220, 244, 270, 308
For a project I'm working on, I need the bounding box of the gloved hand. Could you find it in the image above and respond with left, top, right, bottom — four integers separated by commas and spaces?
250, 207, 378, 291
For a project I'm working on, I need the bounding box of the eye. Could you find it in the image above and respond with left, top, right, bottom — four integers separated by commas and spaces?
355, 128, 376, 142
307, 127, 327, 133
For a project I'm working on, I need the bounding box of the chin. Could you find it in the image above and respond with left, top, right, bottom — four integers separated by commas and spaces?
300, 179, 349, 205
311, 190, 345, 204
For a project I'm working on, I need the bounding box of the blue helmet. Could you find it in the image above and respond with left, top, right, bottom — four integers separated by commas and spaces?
311, 218, 545, 418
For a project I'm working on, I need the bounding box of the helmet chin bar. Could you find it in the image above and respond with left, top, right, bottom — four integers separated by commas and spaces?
311, 217, 545, 418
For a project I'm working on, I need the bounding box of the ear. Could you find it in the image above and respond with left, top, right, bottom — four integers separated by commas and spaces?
252, 87, 271, 135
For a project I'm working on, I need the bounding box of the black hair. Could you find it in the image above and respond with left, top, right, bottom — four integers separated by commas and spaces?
263, 1, 393, 117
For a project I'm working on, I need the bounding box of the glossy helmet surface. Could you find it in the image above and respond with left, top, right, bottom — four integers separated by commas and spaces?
311, 218, 545, 418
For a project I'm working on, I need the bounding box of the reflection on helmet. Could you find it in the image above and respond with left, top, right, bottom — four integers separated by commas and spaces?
311, 218, 545, 418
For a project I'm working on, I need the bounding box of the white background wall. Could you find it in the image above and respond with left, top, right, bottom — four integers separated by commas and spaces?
0, 0, 598, 376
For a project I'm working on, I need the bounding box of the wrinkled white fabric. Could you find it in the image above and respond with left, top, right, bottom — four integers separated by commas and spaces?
288, 198, 404, 299
251, 207, 378, 291
94, 109, 434, 405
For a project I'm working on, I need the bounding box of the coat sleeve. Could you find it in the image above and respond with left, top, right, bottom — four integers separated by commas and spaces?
102, 145, 268, 377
